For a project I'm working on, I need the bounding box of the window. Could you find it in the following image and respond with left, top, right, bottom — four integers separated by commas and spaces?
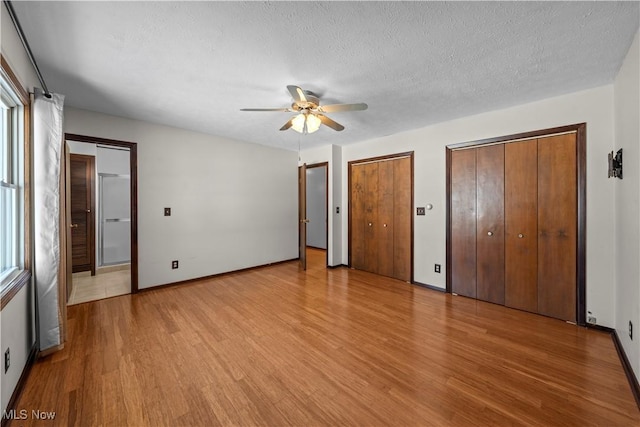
0, 59, 27, 297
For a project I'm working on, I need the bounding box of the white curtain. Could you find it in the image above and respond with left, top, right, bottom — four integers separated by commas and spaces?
33, 88, 65, 352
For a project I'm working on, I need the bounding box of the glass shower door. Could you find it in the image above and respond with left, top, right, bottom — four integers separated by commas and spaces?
99, 173, 130, 266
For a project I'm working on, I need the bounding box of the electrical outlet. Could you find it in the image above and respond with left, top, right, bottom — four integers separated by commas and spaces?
630, 321, 633, 340
336, 207, 340, 214
417, 207, 426, 216
172, 260, 179, 269
434, 264, 441, 273
4, 348, 9, 373
587, 315, 597, 325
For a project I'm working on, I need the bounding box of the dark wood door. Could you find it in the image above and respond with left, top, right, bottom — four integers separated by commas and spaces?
349, 154, 413, 281
393, 157, 412, 282
450, 149, 477, 298
363, 162, 379, 274
537, 134, 577, 321
70, 154, 95, 274
476, 145, 505, 305
351, 163, 367, 271
377, 160, 394, 278
505, 140, 538, 312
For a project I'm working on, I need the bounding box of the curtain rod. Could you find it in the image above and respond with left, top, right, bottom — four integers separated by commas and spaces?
3, 0, 51, 98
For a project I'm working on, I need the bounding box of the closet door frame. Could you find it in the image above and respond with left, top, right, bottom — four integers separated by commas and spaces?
348, 151, 414, 282
445, 123, 586, 325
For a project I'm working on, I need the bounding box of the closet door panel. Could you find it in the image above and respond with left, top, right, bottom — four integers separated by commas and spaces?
350, 164, 367, 270
476, 145, 505, 305
364, 162, 379, 274
505, 140, 538, 313
393, 157, 412, 282
538, 134, 577, 321
378, 160, 395, 278
450, 149, 477, 298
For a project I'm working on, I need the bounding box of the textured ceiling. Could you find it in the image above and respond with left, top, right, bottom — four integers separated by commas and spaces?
11, 1, 640, 151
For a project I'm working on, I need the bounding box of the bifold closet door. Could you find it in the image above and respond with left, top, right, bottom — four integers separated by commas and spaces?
351, 164, 367, 271
351, 161, 381, 274
393, 157, 412, 282
505, 140, 538, 312
450, 149, 477, 298
377, 160, 395, 278
476, 145, 505, 305
363, 162, 380, 274
538, 134, 576, 321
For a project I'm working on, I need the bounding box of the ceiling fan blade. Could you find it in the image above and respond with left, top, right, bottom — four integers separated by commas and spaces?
287, 85, 307, 103
317, 114, 344, 132
240, 108, 291, 112
317, 103, 368, 113
280, 119, 294, 131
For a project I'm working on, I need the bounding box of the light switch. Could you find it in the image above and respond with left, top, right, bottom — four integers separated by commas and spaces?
164, 207, 171, 216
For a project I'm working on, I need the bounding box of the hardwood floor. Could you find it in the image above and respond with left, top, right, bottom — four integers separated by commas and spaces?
11, 249, 639, 426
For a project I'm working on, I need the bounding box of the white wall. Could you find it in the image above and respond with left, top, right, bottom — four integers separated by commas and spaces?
614, 30, 640, 380
331, 145, 343, 266
64, 107, 298, 289
1, 3, 39, 413
67, 140, 97, 156
341, 85, 617, 327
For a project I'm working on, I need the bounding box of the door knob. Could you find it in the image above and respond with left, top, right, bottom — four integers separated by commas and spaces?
383, 224, 387, 228
487, 231, 493, 236
300, 219, 310, 224
368, 222, 372, 227
70, 224, 78, 228
518, 233, 524, 238
86, 209, 91, 213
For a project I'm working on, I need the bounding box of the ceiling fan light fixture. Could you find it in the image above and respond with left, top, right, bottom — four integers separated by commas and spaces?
306, 114, 321, 133
291, 113, 306, 133
291, 113, 321, 134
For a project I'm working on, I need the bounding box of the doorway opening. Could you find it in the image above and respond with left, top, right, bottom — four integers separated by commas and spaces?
64, 134, 138, 305
305, 162, 329, 269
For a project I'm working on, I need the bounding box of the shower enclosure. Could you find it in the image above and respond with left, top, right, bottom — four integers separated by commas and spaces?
93, 144, 131, 267
98, 173, 130, 266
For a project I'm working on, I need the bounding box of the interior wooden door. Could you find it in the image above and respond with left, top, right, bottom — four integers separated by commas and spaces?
537, 134, 577, 321
349, 153, 413, 281
363, 162, 379, 274
298, 164, 307, 271
475, 145, 505, 305
377, 160, 394, 278
450, 149, 477, 298
505, 140, 538, 312
393, 157, 412, 282
70, 154, 95, 275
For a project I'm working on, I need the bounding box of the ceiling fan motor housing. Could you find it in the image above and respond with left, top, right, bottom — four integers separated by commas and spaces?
292, 91, 320, 110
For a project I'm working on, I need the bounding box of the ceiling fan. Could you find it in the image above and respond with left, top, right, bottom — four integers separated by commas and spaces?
240, 85, 368, 134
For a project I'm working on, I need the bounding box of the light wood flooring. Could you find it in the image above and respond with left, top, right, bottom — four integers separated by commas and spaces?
12, 249, 639, 426
68, 264, 131, 305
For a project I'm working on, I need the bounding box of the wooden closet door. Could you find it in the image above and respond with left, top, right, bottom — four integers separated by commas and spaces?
350, 164, 367, 270
450, 149, 477, 298
377, 160, 395, 278
393, 157, 412, 282
364, 162, 379, 274
505, 140, 538, 312
538, 134, 577, 321
476, 145, 505, 305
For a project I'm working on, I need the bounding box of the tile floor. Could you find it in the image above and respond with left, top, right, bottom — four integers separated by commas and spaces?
68, 264, 131, 305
